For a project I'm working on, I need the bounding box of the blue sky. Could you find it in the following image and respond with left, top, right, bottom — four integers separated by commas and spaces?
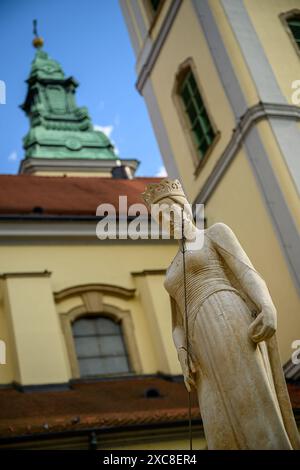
0, 0, 166, 176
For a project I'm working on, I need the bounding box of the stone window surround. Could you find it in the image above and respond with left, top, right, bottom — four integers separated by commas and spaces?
56, 284, 142, 379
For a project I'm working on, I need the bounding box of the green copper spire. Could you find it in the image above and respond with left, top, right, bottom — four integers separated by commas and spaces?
21, 24, 117, 161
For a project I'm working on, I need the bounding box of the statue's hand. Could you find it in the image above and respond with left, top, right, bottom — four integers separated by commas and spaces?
248, 304, 277, 343
177, 347, 197, 392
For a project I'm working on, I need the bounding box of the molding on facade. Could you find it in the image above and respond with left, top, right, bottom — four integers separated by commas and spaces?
0, 421, 205, 450
193, 0, 300, 295
194, 102, 300, 204
244, 125, 300, 293
221, 0, 300, 194
136, 36, 153, 78
193, 0, 246, 118
0, 220, 177, 244
13, 381, 70, 393
70, 372, 184, 384
136, 0, 182, 93
118, 0, 140, 55
59, 289, 142, 379
131, 0, 148, 42
131, 269, 166, 276
0, 220, 100, 239
143, 80, 180, 178
221, 0, 285, 104
19, 157, 140, 176
55, 283, 136, 301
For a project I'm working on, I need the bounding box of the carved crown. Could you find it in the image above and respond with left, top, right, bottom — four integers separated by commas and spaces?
141, 178, 186, 207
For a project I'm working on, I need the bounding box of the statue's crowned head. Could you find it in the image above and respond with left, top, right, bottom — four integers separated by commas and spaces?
141, 178, 186, 208
142, 178, 196, 240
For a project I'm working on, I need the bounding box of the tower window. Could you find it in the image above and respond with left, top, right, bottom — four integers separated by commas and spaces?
72, 316, 130, 377
287, 15, 300, 49
179, 70, 215, 159
149, 0, 161, 13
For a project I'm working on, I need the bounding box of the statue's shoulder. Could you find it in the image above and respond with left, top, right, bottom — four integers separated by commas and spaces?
206, 222, 234, 237
205, 223, 237, 250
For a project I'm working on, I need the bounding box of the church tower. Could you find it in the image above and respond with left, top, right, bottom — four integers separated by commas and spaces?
19, 25, 138, 177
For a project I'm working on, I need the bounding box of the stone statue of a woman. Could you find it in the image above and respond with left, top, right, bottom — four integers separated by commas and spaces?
142, 178, 300, 450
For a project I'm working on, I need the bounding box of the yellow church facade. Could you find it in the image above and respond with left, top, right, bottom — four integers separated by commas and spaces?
120, 0, 300, 370
0, 221, 178, 386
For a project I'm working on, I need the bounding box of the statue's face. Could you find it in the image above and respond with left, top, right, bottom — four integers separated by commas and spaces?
152, 196, 195, 239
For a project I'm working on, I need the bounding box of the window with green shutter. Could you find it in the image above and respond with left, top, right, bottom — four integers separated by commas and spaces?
179, 70, 215, 159
149, 0, 161, 13
287, 16, 300, 49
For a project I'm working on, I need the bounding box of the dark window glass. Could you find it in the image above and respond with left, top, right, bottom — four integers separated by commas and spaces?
72, 317, 130, 377
179, 70, 215, 159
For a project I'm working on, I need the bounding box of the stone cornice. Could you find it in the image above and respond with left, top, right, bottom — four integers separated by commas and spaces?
131, 269, 166, 276
194, 102, 300, 205
0, 220, 177, 244
19, 157, 140, 175
0, 270, 51, 279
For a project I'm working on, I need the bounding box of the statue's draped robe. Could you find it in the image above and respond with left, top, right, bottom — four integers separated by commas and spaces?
164, 223, 300, 450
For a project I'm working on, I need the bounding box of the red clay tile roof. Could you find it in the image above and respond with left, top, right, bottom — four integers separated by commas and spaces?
0, 377, 200, 439
0, 175, 160, 217
0, 378, 299, 440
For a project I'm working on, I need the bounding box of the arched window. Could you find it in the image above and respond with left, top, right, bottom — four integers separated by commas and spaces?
287, 15, 300, 50
72, 316, 130, 377
57, 284, 142, 379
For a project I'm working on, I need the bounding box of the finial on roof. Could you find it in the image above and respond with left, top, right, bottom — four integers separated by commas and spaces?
32, 19, 44, 49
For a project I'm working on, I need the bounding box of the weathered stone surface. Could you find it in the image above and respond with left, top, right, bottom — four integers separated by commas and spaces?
142, 178, 300, 450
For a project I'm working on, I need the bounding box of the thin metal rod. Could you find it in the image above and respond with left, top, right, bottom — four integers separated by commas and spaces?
181, 208, 192, 451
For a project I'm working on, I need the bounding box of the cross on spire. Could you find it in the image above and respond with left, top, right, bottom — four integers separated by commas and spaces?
33, 19, 38, 38
32, 19, 44, 49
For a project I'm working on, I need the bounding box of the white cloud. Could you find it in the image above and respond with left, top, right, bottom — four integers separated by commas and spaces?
94, 124, 120, 155
155, 165, 168, 177
114, 114, 120, 128
94, 124, 114, 138
0, 80, 6, 105
8, 151, 18, 162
